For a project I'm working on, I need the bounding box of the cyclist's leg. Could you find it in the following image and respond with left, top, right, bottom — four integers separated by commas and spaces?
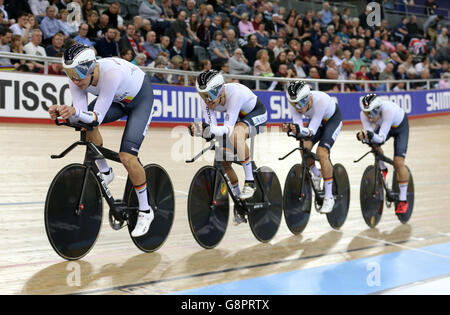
392, 116, 409, 202
222, 160, 240, 198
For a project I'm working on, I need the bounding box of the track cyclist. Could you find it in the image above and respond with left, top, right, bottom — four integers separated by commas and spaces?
189, 70, 268, 224
282, 81, 343, 214
356, 94, 410, 214
48, 43, 155, 237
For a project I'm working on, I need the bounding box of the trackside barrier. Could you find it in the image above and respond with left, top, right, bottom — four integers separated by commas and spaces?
0, 72, 449, 125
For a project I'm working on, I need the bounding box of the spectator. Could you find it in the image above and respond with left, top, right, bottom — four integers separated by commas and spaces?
379, 62, 395, 81
270, 13, 286, 36
271, 50, 286, 74
312, 34, 328, 60
209, 30, 229, 70
28, 0, 49, 20
254, 23, 269, 47
406, 15, 420, 38
394, 17, 409, 45
94, 26, 119, 58
86, 10, 100, 41
372, 51, 386, 73
401, 54, 414, 72
185, 0, 197, 17
424, 14, 443, 44
161, 0, 176, 21
415, 56, 430, 75
119, 23, 142, 59
350, 49, 364, 72
231, 0, 255, 25
273, 63, 295, 90
321, 2, 332, 26
367, 64, 380, 90
436, 27, 448, 50
200, 59, 211, 71
23, 29, 46, 71
238, 13, 255, 38
73, 23, 94, 46
407, 67, 419, 88
169, 35, 185, 59
243, 33, 260, 67
57, 9, 78, 37
45, 31, 64, 56
40, 5, 66, 43
301, 40, 312, 65
356, 64, 369, 81
228, 47, 251, 75
273, 37, 286, 59
132, 53, 147, 67
151, 57, 169, 84
0, 27, 12, 65
142, 30, 160, 62
266, 39, 276, 63
120, 48, 133, 62
9, 12, 31, 45
82, 0, 99, 22
415, 68, 431, 89
223, 29, 238, 57
167, 54, 183, 84
158, 35, 171, 56
103, 1, 125, 32
292, 55, 307, 78
438, 72, 450, 89
393, 82, 406, 92
395, 64, 408, 80
253, 48, 272, 76
196, 17, 213, 48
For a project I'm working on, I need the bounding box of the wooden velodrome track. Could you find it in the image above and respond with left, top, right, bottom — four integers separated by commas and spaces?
1, 114, 450, 295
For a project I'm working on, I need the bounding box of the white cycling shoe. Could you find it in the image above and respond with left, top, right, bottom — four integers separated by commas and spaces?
320, 198, 335, 214
100, 168, 114, 186
131, 210, 154, 237
240, 181, 256, 200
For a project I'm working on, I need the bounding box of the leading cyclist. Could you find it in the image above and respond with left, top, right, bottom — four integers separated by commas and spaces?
48, 44, 155, 237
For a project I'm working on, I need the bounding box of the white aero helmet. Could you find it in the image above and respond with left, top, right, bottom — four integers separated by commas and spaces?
62, 44, 97, 80
360, 93, 382, 118
286, 80, 311, 110
196, 70, 225, 103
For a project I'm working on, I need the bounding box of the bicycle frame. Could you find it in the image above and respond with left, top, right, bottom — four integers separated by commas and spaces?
354, 143, 398, 202
51, 120, 139, 223
279, 132, 322, 198
186, 139, 271, 214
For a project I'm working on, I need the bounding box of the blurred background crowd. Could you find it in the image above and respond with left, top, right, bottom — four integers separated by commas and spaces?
0, 0, 449, 91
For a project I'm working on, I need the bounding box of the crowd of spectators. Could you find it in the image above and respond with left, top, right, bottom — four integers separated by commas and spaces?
0, 0, 449, 91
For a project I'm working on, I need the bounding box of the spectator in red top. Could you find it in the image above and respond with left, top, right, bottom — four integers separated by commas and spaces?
38, 52, 64, 75
119, 23, 143, 60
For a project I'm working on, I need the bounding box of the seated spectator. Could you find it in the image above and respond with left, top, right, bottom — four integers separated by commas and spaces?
350, 49, 364, 72
415, 56, 430, 75
406, 15, 420, 38
82, 0, 99, 22
243, 34, 260, 68
200, 59, 212, 71
120, 48, 133, 62
393, 82, 406, 92
197, 17, 213, 48
415, 68, 431, 89
271, 50, 286, 74
228, 48, 251, 75
407, 67, 419, 88
223, 29, 239, 57
379, 62, 395, 91
367, 64, 380, 91
57, 9, 78, 37
273, 37, 287, 59
395, 64, 408, 80
119, 23, 143, 60
23, 29, 46, 72
74, 23, 94, 47
151, 57, 169, 84
401, 54, 414, 72
394, 17, 409, 45
9, 12, 31, 45
167, 55, 183, 84
356, 64, 369, 81
0, 27, 12, 65
438, 72, 450, 89
254, 23, 269, 47
312, 34, 329, 60
142, 31, 160, 62
29, 0, 49, 21
10, 34, 34, 70
273, 63, 295, 91
86, 11, 100, 41
40, 6, 67, 44
169, 35, 185, 59
371, 51, 386, 73
139, 0, 171, 35
231, 0, 255, 25
253, 49, 272, 76
132, 53, 147, 67
94, 26, 119, 58
95, 13, 110, 37
45, 32, 64, 56
209, 30, 230, 70
292, 56, 307, 78
103, 1, 125, 32
436, 27, 448, 50
238, 13, 255, 38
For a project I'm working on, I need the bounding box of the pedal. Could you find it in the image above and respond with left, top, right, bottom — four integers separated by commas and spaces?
233, 205, 248, 225
109, 209, 125, 230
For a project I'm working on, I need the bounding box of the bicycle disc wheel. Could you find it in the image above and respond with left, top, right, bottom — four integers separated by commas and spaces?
360, 165, 384, 228
187, 166, 229, 249
248, 166, 282, 243
393, 166, 414, 224
283, 164, 312, 235
127, 164, 175, 252
327, 163, 350, 229
45, 163, 103, 260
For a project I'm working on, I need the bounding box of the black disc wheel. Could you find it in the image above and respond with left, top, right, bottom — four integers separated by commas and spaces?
187, 166, 229, 249
248, 166, 282, 243
127, 164, 175, 252
393, 166, 414, 224
283, 164, 312, 235
326, 163, 350, 229
360, 165, 384, 228
45, 163, 103, 260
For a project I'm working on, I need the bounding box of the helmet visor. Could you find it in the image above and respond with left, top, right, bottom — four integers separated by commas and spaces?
63, 60, 95, 81
289, 95, 310, 110
364, 107, 380, 119
198, 85, 223, 103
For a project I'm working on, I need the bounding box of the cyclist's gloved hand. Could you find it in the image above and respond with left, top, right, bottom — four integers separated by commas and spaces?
201, 123, 215, 142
